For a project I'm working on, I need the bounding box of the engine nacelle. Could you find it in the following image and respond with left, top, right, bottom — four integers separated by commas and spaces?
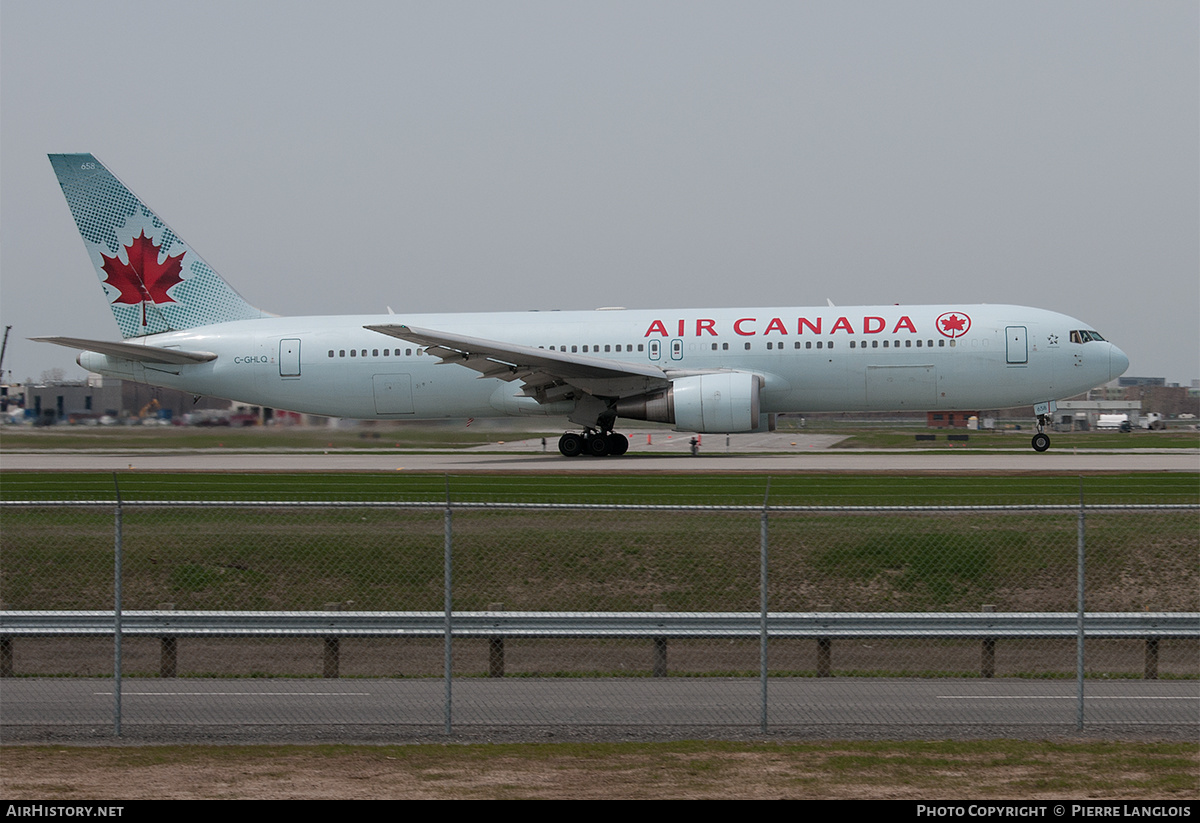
615, 372, 763, 433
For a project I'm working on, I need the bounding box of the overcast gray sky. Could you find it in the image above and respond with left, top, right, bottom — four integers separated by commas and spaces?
2, 1, 1196, 386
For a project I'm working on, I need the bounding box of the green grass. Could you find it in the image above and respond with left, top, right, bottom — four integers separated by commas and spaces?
0, 423, 560, 451
821, 426, 1200, 450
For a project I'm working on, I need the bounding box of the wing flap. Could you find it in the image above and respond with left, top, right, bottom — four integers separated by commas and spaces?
365, 323, 670, 400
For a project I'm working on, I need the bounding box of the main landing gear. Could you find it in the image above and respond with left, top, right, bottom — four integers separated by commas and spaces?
1031, 413, 1051, 452
558, 430, 629, 457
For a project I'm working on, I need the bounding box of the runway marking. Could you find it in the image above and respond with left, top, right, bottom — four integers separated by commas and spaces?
93, 691, 372, 696
937, 695, 1196, 700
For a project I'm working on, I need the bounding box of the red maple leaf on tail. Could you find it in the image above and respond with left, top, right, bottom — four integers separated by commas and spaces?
101, 231, 185, 326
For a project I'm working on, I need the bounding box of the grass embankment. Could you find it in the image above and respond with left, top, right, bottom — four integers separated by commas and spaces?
3, 473, 1195, 613
2, 741, 1197, 799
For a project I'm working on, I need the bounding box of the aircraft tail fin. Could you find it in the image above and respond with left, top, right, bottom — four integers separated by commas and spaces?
48, 153, 266, 339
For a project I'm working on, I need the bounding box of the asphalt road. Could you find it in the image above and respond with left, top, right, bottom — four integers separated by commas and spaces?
3, 677, 1195, 731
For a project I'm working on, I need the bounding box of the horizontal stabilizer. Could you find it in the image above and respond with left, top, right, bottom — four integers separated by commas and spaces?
30, 336, 217, 364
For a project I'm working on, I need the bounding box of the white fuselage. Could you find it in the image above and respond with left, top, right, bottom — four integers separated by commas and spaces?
78, 304, 1127, 424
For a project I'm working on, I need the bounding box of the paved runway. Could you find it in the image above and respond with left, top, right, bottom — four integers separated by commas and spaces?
3, 448, 1196, 472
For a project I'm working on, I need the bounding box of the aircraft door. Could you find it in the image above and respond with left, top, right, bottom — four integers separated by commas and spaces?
670, 339, 683, 360
648, 339, 661, 361
372, 374, 415, 414
279, 338, 301, 377
1005, 326, 1027, 364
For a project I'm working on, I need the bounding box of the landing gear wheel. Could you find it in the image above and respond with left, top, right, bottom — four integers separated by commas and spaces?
558, 432, 583, 457
607, 433, 629, 456
1031, 432, 1050, 452
587, 432, 610, 456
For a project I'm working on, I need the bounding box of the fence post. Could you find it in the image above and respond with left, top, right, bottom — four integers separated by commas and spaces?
1144, 638, 1159, 680
1076, 482, 1086, 731
652, 603, 668, 677
488, 603, 505, 678
0, 636, 12, 678
323, 603, 341, 679
158, 603, 177, 678
981, 604, 996, 678
112, 475, 123, 738
443, 482, 453, 735
817, 638, 832, 678
759, 480, 770, 734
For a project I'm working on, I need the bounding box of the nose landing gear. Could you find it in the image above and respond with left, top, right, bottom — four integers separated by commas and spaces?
1031, 413, 1051, 452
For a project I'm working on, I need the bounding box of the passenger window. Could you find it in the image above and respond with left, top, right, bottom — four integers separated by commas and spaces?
328, 350, 334, 358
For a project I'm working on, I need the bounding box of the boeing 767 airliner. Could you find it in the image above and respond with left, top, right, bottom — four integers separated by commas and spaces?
35, 154, 1129, 455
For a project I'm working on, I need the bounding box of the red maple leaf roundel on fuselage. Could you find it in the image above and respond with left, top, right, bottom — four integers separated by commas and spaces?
100, 231, 185, 308
936, 311, 971, 338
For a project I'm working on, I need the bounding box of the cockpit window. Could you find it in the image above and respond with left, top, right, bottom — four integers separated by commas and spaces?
1070, 330, 1106, 343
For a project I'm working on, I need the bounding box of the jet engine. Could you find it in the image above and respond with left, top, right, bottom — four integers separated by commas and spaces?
615, 372, 763, 432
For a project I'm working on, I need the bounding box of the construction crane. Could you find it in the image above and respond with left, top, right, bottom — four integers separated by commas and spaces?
0, 325, 10, 381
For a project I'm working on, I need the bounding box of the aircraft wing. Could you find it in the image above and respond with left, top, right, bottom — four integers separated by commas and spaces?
31, 336, 217, 365
364, 323, 670, 401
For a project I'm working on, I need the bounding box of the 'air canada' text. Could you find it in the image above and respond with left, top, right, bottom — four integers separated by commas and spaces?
643, 316, 919, 338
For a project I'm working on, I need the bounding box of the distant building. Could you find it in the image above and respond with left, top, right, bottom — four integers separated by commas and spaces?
925, 411, 979, 428
22, 377, 230, 423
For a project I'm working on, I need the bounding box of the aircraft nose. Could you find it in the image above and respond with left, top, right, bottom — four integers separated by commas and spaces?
1109, 344, 1130, 380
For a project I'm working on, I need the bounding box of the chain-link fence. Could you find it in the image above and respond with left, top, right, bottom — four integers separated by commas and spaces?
2, 496, 1196, 735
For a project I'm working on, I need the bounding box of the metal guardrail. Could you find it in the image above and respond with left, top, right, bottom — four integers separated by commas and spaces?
4, 610, 1196, 638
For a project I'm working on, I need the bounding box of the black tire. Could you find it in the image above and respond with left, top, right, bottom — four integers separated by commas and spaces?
607, 433, 629, 456
1031, 432, 1051, 452
558, 433, 583, 457
587, 433, 610, 457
